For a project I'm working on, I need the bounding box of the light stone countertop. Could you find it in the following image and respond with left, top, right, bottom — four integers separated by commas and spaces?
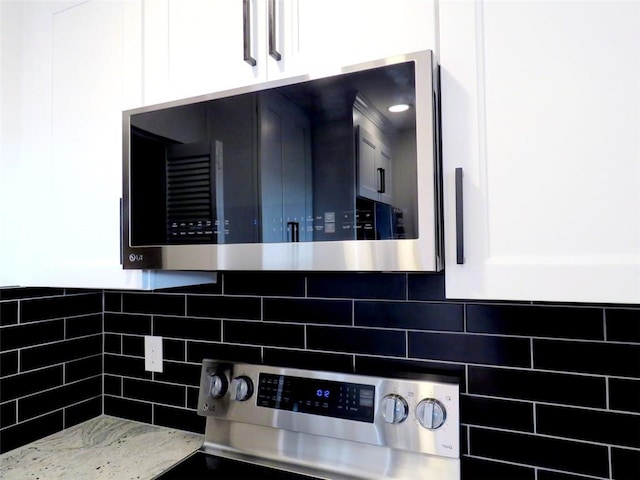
0, 415, 203, 479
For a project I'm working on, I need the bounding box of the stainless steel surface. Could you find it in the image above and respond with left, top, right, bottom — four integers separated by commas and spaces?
268, 0, 282, 61
243, 0, 257, 66
194, 359, 460, 480
122, 51, 443, 272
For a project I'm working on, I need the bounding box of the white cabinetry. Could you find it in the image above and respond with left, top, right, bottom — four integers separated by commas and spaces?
143, 0, 438, 105
440, 1, 640, 303
357, 126, 393, 206
8, 0, 215, 289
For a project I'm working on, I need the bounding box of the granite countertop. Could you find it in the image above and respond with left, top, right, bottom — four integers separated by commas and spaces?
0, 415, 203, 479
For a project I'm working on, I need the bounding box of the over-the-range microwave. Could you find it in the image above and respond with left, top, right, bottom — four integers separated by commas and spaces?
121, 50, 443, 271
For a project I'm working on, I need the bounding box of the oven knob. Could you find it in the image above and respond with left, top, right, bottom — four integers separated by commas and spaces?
209, 373, 228, 399
416, 398, 447, 430
382, 394, 408, 424
231, 376, 254, 401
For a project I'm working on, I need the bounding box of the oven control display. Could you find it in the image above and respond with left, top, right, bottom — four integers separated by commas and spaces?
257, 373, 375, 423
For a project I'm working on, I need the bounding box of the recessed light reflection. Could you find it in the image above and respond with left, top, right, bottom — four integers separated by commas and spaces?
388, 104, 411, 113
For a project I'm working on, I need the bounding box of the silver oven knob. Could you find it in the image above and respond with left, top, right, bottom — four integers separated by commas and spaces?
382, 394, 408, 424
230, 376, 254, 401
416, 398, 446, 430
209, 373, 228, 398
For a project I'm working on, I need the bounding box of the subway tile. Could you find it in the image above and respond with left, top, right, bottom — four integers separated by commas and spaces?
223, 271, 305, 297
461, 456, 535, 480
355, 301, 463, 331
0, 287, 64, 301
104, 313, 151, 335
461, 395, 534, 432
263, 349, 354, 373
104, 292, 122, 312
187, 387, 199, 409
264, 298, 352, 326
153, 282, 222, 295
21, 335, 102, 372
154, 405, 205, 434
104, 396, 152, 424
0, 401, 16, 428
66, 314, 102, 339
534, 340, 640, 378
537, 404, 640, 448
0, 411, 63, 454
123, 378, 185, 407
607, 308, 640, 343
187, 342, 261, 364
122, 335, 145, 357
0, 365, 64, 402
122, 293, 185, 316
104, 375, 123, 396
537, 470, 600, 480
409, 332, 531, 367
307, 326, 405, 357
104, 334, 122, 354
163, 338, 186, 362
0, 301, 18, 326
187, 296, 261, 320
610, 378, 640, 413
104, 354, 152, 380
0, 351, 18, 377
307, 273, 406, 300
612, 447, 640, 480
65, 397, 102, 429
65, 355, 102, 383
224, 321, 304, 348
154, 316, 221, 341
467, 304, 604, 340
0, 320, 64, 351
19, 377, 101, 422
20, 293, 102, 323
154, 361, 201, 387
470, 428, 609, 477
407, 273, 446, 301
468, 366, 606, 408
354, 357, 466, 389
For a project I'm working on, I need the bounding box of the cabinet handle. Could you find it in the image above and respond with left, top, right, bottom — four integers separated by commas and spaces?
243, 0, 257, 66
455, 167, 464, 264
268, 0, 282, 61
119, 197, 124, 265
377, 167, 386, 193
287, 221, 299, 242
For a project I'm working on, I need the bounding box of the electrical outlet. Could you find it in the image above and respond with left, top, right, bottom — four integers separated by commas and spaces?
144, 336, 163, 373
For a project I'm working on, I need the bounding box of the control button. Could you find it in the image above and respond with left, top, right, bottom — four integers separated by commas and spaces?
231, 375, 254, 401
209, 372, 228, 399
416, 398, 446, 430
381, 394, 408, 424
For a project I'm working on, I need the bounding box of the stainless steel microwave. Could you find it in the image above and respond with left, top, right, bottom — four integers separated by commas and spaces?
122, 50, 443, 271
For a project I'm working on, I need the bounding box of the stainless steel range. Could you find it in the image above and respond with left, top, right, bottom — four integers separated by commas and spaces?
153, 359, 460, 479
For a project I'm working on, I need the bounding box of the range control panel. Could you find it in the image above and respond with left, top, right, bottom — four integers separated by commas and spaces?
197, 359, 460, 459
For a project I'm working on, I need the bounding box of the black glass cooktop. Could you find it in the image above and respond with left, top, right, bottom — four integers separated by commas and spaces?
153, 451, 322, 479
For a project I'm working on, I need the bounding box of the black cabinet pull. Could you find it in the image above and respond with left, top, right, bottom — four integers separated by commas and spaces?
243, 0, 257, 66
377, 167, 386, 193
455, 167, 464, 264
287, 222, 299, 242
119, 197, 124, 265
268, 0, 282, 61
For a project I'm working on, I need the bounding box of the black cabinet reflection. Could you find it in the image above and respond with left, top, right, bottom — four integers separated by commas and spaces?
128, 61, 418, 246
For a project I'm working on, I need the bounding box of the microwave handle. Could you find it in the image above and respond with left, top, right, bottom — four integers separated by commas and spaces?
455, 168, 464, 264
268, 0, 282, 61
243, 0, 257, 66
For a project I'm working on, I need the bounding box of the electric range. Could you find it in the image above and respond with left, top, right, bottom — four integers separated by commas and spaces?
152, 359, 460, 479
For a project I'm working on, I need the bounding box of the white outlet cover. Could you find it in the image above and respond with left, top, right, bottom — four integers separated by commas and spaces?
144, 335, 163, 373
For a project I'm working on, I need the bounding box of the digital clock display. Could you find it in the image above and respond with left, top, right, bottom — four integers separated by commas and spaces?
257, 373, 375, 423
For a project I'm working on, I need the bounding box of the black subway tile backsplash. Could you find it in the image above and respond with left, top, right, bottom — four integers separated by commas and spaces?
1, 276, 639, 480
466, 304, 604, 339
409, 331, 531, 367
355, 301, 463, 331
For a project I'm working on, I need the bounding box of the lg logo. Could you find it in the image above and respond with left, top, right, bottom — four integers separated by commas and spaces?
129, 253, 144, 262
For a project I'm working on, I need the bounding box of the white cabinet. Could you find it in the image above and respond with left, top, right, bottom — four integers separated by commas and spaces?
440, 0, 640, 303
356, 126, 393, 206
6, 0, 215, 289
143, 0, 438, 105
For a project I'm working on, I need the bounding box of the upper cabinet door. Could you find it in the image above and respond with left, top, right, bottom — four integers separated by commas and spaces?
440, 1, 640, 303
